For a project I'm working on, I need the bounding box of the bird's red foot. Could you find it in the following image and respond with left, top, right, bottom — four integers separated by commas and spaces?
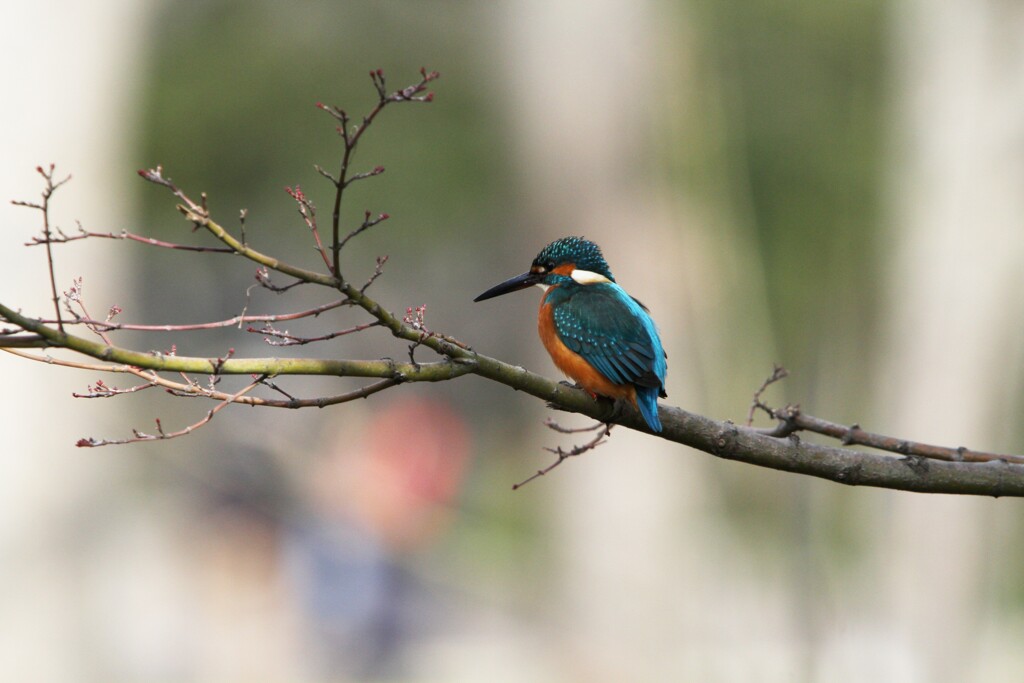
558, 379, 600, 400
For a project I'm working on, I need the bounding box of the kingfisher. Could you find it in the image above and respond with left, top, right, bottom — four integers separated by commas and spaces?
474, 237, 667, 432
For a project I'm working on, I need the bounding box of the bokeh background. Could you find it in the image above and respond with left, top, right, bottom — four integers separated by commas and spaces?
3, 1, 1024, 681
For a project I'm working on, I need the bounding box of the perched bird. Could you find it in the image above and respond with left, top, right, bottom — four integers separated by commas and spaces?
474, 237, 667, 431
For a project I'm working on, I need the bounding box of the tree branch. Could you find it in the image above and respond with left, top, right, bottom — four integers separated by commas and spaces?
0, 304, 473, 380
756, 404, 1024, 465
6, 299, 1023, 496
4, 69, 1024, 497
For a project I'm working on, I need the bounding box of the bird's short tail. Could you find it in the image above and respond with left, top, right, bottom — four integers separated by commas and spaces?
635, 386, 662, 432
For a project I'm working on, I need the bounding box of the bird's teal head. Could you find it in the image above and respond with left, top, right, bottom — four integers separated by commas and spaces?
474, 237, 615, 302
532, 237, 614, 283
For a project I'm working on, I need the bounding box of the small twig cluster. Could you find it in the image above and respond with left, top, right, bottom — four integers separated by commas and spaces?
315, 66, 438, 278
746, 363, 788, 426
13, 164, 73, 331
4, 69, 447, 449
513, 419, 613, 490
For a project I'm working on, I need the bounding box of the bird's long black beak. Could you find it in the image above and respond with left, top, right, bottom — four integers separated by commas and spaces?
473, 271, 540, 302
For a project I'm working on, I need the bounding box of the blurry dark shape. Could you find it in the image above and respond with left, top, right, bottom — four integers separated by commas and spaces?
285, 397, 471, 679
194, 444, 296, 522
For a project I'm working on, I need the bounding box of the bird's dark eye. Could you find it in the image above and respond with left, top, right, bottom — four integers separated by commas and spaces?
546, 261, 556, 270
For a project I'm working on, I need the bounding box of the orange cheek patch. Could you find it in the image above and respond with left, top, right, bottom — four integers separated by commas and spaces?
551, 263, 576, 277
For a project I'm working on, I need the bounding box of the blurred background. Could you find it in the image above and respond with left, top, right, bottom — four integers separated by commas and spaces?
2, 1, 1024, 681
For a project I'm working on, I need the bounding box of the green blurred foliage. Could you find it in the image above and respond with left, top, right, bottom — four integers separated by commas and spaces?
698, 0, 886, 395
660, 0, 889, 561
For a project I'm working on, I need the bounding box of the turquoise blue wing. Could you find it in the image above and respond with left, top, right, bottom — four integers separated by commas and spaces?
551, 283, 667, 396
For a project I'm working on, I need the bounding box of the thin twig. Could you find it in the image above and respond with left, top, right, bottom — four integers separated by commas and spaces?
137, 165, 194, 210
73, 377, 160, 399
25, 225, 235, 253
285, 185, 333, 273
543, 417, 609, 434
253, 267, 310, 293
249, 320, 379, 347
747, 363, 789, 426
42, 299, 347, 333
360, 255, 389, 293
513, 421, 613, 490
76, 379, 262, 447
338, 211, 390, 252
12, 164, 72, 331
67, 281, 115, 345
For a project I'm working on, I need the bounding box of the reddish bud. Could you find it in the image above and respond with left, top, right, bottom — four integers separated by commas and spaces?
376, 69, 384, 77
380, 213, 390, 220
425, 92, 434, 102
75, 438, 94, 448
420, 67, 426, 76
315, 101, 325, 109
36, 166, 44, 174
373, 165, 385, 174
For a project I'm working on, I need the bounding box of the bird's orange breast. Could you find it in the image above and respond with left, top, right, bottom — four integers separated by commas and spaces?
538, 293, 636, 403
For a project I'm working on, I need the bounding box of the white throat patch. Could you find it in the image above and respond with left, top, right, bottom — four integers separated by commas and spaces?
570, 269, 612, 285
